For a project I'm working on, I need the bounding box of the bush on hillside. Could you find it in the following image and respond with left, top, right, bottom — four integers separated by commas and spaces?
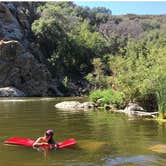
89, 88, 125, 108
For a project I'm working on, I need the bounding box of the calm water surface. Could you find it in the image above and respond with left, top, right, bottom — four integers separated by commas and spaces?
0, 97, 166, 166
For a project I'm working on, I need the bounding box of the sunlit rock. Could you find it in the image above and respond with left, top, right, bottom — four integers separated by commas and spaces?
123, 102, 158, 118
124, 102, 144, 112
0, 86, 25, 97
149, 144, 166, 153
55, 101, 95, 111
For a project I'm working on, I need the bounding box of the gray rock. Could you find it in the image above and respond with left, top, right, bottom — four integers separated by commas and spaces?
0, 86, 25, 97
96, 98, 104, 107
55, 101, 81, 110
124, 102, 144, 112
78, 102, 95, 110
114, 102, 159, 118
4, 27, 23, 41
55, 101, 95, 111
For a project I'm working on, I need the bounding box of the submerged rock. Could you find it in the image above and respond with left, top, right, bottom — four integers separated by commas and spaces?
55, 101, 95, 111
149, 144, 166, 153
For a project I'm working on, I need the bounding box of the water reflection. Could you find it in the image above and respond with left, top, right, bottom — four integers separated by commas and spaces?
0, 97, 166, 166
105, 155, 157, 166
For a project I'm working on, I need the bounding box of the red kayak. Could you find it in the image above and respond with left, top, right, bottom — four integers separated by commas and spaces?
4, 137, 76, 149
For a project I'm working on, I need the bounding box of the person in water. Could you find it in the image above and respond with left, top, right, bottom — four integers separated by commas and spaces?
33, 129, 58, 149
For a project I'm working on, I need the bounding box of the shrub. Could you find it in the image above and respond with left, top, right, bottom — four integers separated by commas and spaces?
104, 31, 166, 116
155, 75, 166, 118
89, 88, 125, 108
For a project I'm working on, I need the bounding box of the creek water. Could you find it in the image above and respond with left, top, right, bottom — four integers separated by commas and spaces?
0, 97, 166, 166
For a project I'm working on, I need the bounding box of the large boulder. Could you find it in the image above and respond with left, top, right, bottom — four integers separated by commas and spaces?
55, 101, 95, 111
55, 101, 81, 109
124, 102, 144, 112
114, 102, 159, 118
0, 86, 25, 97
78, 102, 95, 110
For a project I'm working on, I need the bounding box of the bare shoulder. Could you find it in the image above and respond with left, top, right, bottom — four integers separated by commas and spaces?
35, 137, 44, 142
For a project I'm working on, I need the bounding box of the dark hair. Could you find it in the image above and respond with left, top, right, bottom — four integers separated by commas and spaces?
48, 137, 55, 145
45, 129, 55, 145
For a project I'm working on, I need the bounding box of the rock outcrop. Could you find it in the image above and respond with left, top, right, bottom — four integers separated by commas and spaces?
0, 2, 92, 97
0, 2, 62, 97
0, 39, 55, 96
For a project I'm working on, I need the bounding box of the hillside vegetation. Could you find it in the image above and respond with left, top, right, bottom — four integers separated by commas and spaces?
0, 2, 165, 117
30, 2, 166, 116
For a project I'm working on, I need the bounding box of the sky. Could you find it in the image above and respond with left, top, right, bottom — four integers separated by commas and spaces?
74, 1, 166, 15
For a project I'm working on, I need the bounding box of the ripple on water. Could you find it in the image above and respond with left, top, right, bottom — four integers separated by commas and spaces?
79, 140, 108, 153
104, 155, 157, 166
0, 97, 60, 102
0, 98, 166, 166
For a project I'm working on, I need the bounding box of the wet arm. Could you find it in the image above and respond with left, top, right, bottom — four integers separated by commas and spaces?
33, 138, 48, 147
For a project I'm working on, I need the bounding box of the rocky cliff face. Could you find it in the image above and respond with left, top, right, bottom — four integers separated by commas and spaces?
0, 2, 63, 96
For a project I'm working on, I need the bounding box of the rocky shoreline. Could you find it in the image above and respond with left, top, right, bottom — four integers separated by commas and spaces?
55, 100, 159, 119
